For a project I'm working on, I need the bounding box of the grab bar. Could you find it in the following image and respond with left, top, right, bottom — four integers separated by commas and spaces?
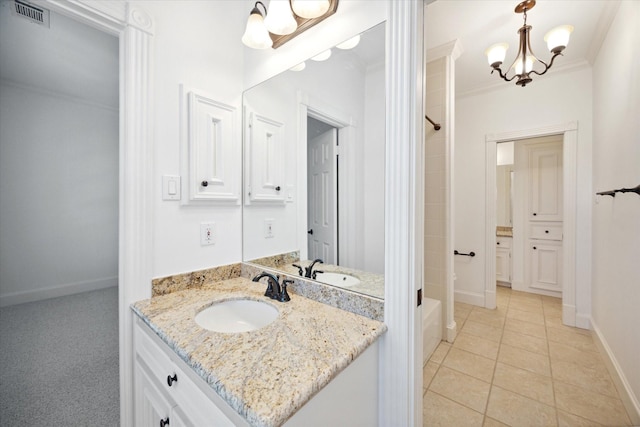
454, 250, 475, 257
596, 184, 640, 197
425, 115, 441, 131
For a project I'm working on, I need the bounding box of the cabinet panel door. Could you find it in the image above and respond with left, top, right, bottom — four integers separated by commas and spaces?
529, 240, 562, 292
496, 247, 511, 283
245, 111, 285, 204
135, 360, 171, 427
527, 141, 563, 222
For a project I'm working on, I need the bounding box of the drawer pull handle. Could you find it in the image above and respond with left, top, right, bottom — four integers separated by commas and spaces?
533, 246, 537, 250
160, 417, 170, 427
497, 242, 500, 245
167, 373, 178, 387
533, 212, 537, 216
545, 230, 549, 234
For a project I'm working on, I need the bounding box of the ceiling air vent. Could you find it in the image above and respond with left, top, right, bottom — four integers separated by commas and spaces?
12, 0, 50, 28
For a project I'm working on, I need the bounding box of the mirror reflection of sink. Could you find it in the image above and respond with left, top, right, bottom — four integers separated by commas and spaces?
194, 299, 278, 333
314, 272, 360, 287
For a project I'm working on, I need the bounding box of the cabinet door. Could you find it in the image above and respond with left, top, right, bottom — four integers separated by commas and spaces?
527, 141, 563, 222
245, 111, 285, 204
135, 360, 172, 427
529, 240, 562, 292
496, 247, 511, 283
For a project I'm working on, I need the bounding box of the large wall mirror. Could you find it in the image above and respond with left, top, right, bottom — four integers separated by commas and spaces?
242, 22, 385, 299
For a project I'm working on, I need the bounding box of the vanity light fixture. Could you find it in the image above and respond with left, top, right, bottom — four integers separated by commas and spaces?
310, 49, 331, 61
485, 0, 573, 87
242, 0, 339, 49
336, 34, 360, 50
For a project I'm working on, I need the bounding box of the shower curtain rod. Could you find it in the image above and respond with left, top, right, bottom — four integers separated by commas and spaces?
425, 115, 441, 131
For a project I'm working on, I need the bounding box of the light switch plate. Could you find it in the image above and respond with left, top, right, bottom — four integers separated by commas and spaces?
162, 175, 181, 201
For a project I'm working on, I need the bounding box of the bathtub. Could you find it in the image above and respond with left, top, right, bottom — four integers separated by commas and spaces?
423, 297, 442, 364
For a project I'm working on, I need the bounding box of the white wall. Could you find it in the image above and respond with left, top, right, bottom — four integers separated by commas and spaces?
145, 0, 245, 278
454, 67, 593, 320
591, 0, 640, 419
0, 82, 118, 304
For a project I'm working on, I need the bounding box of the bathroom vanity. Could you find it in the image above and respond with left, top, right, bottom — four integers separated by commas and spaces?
132, 276, 385, 426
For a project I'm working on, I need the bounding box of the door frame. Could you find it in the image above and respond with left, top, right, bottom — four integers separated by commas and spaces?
296, 93, 353, 265
306, 127, 338, 263
485, 122, 578, 326
40, 1, 154, 424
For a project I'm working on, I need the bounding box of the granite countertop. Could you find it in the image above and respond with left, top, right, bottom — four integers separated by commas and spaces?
496, 226, 513, 237
132, 277, 386, 427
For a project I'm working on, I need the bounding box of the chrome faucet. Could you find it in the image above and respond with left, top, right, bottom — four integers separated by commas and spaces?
252, 272, 290, 302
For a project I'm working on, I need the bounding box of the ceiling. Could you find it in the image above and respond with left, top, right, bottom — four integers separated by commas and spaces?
0, 0, 118, 108
425, 0, 618, 96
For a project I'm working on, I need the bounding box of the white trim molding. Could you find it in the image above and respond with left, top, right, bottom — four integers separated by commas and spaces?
41, 2, 155, 425
381, 1, 423, 425
485, 121, 579, 326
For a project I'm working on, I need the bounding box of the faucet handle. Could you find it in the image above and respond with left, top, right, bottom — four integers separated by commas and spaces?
280, 280, 293, 302
311, 270, 324, 280
292, 264, 303, 276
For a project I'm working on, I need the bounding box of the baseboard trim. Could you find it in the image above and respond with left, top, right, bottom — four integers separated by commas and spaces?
0, 277, 118, 307
591, 319, 640, 425
454, 289, 484, 307
445, 320, 457, 343
575, 312, 591, 330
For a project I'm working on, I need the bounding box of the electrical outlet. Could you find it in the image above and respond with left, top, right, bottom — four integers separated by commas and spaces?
264, 219, 274, 239
200, 222, 216, 246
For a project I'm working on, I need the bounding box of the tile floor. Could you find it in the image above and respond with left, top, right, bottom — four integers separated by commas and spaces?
423, 286, 633, 427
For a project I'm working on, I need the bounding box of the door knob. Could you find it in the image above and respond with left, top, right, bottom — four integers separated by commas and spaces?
307, 229, 313, 235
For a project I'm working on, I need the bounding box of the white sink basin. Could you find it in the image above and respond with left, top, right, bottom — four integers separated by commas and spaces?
195, 299, 279, 333
314, 272, 360, 287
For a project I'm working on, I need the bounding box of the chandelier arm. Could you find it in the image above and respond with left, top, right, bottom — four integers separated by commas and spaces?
491, 67, 518, 82
529, 52, 561, 77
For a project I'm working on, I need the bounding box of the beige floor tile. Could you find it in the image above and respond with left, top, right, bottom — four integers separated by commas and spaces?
493, 362, 555, 406
455, 301, 474, 314
467, 310, 507, 329
546, 327, 598, 353
453, 331, 500, 360
504, 317, 547, 339
429, 341, 451, 364
498, 344, 551, 377
548, 341, 606, 370
507, 307, 545, 325
508, 298, 543, 314
429, 366, 491, 413
423, 390, 484, 427
557, 409, 604, 426
541, 295, 562, 306
454, 314, 468, 329
496, 295, 510, 308
486, 386, 557, 427
554, 381, 631, 426
423, 361, 439, 392
442, 347, 496, 383
551, 359, 619, 398
501, 329, 549, 356
510, 290, 542, 301
483, 416, 510, 427
546, 318, 592, 336
462, 320, 504, 343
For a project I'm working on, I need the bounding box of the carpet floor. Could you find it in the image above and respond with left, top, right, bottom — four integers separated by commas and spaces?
0, 286, 119, 426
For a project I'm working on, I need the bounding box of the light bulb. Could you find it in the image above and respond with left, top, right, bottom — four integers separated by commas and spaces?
241, 7, 272, 49
264, 0, 298, 35
485, 43, 508, 68
291, 0, 330, 19
336, 35, 361, 50
545, 25, 574, 54
514, 55, 534, 75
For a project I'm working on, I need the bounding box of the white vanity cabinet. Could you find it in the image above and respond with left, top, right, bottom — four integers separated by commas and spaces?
134, 316, 247, 427
133, 314, 379, 427
496, 236, 512, 284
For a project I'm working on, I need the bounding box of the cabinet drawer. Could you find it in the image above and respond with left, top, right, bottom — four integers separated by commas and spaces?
134, 318, 175, 392
529, 223, 562, 241
496, 237, 512, 249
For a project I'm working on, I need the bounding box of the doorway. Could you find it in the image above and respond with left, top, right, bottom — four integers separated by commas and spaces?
485, 122, 579, 326
306, 116, 339, 264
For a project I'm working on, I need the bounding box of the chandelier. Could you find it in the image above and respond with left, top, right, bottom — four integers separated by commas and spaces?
485, 0, 573, 87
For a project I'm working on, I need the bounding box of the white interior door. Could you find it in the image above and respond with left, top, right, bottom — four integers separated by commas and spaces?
307, 128, 337, 263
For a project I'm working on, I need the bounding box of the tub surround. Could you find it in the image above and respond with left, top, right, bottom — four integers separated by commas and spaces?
242, 263, 384, 321
132, 276, 386, 426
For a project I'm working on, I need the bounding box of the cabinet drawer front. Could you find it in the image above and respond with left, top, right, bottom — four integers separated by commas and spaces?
529, 223, 563, 240
496, 237, 512, 249
134, 318, 175, 391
